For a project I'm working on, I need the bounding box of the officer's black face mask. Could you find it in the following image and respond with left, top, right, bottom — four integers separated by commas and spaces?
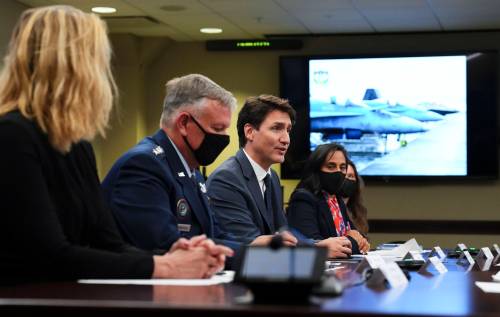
183, 115, 230, 166
319, 171, 345, 195
339, 179, 357, 198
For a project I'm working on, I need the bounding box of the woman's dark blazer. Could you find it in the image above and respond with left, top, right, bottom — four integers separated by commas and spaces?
287, 188, 360, 254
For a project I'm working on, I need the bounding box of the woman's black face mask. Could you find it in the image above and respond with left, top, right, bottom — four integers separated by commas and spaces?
319, 171, 345, 195
339, 179, 357, 198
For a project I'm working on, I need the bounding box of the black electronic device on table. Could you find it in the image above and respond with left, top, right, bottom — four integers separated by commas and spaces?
395, 259, 425, 270
447, 247, 480, 258
234, 245, 328, 303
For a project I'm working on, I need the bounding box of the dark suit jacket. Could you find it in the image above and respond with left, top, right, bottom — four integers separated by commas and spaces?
206, 149, 287, 242
101, 129, 240, 252
287, 188, 360, 254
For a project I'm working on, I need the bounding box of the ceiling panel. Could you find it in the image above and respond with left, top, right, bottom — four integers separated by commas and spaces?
200, 0, 285, 12
429, 0, 500, 30
297, 9, 373, 33
14, 0, 500, 41
132, 0, 214, 15
354, 0, 429, 9
276, 0, 355, 12
362, 8, 441, 32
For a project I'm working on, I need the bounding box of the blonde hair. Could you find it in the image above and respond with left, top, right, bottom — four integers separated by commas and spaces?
0, 5, 117, 153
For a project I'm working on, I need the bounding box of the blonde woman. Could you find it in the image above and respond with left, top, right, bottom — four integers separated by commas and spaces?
0, 5, 231, 283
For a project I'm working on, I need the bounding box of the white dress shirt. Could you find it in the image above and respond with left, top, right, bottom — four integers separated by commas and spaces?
242, 149, 271, 198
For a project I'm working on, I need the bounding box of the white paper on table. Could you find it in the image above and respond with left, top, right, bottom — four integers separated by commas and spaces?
475, 282, 500, 293
379, 262, 409, 288
78, 271, 234, 286
493, 271, 500, 282
368, 238, 422, 259
367, 250, 402, 261
350, 254, 366, 259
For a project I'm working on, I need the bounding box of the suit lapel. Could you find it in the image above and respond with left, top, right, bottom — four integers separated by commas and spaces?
152, 130, 213, 236
236, 150, 273, 234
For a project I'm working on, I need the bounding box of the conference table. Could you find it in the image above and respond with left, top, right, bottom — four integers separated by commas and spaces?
0, 258, 499, 317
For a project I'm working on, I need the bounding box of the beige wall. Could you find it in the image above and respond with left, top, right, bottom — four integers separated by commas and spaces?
0, 1, 498, 249
0, 1, 27, 60
93, 34, 172, 174
140, 36, 500, 248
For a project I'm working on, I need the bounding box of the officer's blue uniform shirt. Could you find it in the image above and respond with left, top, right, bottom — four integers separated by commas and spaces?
101, 129, 241, 253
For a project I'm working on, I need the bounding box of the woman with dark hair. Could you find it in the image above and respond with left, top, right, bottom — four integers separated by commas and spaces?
287, 143, 370, 254
340, 160, 369, 237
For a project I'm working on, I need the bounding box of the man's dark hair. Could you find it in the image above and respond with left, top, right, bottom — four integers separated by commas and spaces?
296, 143, 349, 197
237, 94, 296, 147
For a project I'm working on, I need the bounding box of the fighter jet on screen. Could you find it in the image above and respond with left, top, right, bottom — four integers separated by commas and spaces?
362, 89, 444, 122
417, 101, 460, 115
310, 98, 427, 139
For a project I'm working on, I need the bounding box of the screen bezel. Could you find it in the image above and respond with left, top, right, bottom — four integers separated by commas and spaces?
280, 51, 498, 182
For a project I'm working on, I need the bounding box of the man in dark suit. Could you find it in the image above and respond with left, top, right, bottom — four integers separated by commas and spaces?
207, 95, 352, 257
102, 74, 283, 254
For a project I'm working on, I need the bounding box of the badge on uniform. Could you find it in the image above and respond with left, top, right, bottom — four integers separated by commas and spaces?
199, 182, 207, 194
176, 198, 190, 217
152, 145, 164, 156
178, 224, 191, 232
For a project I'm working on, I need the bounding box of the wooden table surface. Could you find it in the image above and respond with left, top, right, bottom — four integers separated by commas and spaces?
0, 258, 498, 317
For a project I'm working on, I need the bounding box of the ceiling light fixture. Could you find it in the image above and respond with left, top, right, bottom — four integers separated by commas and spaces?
92, 7, 117, 14
200, 28, 223, 34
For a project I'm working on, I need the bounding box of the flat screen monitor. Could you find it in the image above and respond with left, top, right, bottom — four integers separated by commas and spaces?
280, 51, 498, 181
235, 246, 326, 283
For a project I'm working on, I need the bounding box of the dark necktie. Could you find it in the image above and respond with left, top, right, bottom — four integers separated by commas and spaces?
263, 174, 272, 209
191, 172, 203, 197
263, 174, 276, 232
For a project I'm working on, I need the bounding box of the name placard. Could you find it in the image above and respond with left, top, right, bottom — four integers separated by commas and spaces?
474, 247, 494, 271
459, 250, 475, 266
355, 255, 386, 273
403, 250, 425, 261
428, 246, 447, 260
476, 247, 495, 260
477, 258, 493, 271
457, 243, 467, 251
419, 256, 448, 274
367, 262, 409, 288
491, 244, 500, 256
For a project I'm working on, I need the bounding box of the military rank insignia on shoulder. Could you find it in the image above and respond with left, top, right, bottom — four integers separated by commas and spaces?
152, 146, 164, 156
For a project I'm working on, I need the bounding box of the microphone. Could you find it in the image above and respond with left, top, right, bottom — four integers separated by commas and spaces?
270, 234, 284, 250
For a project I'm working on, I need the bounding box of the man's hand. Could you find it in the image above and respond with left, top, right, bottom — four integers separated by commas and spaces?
250, 231, 298, 247
316, 236, 352, 258
196, 238, 234, 277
